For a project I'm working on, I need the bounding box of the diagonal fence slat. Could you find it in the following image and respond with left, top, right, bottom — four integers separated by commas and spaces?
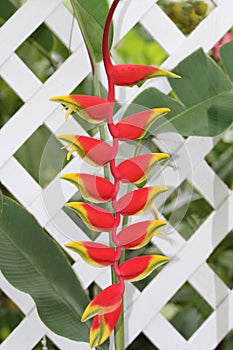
0, 0, 62, 68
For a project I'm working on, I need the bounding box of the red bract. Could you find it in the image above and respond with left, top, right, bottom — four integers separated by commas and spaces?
117, 186, 168, 216
53, 0, 173, 346
118, 153, 169, 186
213, 32, 232, 60
66, 202, 116, 231
81, 283, 124, 321
58, 134, 113, 166
119, 255, 169, 281
90, 305, 122, 348
61, 173, 114, 203
109, 64, 180, 86
117, 220, 166, 249
115, 108, 170, 140
50, 94, 111, 123
65, 241, 116, 267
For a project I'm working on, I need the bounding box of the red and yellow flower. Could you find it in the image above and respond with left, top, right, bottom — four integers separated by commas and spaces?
61, 173, 114, 203
118, 153, 169, 186
81, 283, 124, 321
90, 305, 122, 348
58, 134, 113, 165
66, 202, 116, 231
65, 241, 116, 267
119, 255, 169, 281
117, 186, 168, 216
117, 220, 166, 249
50, 94, 111, 123
115, 108, 170, 140
109, 64, 180, 86
51, 0, 177, 347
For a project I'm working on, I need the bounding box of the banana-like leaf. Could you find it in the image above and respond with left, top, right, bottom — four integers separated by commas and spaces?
0, 190, 3, 216
130, 45, 233, 136
220, 40, 233, 83
71, 0, 111, 63
0, 194, 108, 349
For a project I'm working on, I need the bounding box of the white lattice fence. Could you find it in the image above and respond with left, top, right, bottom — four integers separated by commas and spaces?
0, 0, 233, 349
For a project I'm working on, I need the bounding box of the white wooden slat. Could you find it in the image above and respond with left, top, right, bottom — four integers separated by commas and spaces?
0, 46, 91, 168
45, 209, 88, 243
0, 157, 41, 207
188, 159, 231, 209
164, 0, 233, 70
0, 0, 62, 68
0, 54, 41, 101
140, 4, 186, 54
47, 331, 92, 350
143, 313, 187, 350
0, 309, 47, 350
117, 0, 233, 104
189, 264, 230, 309
45, 3, 83, 52
153, 218, 230, 310
112, 0, 156, 46
187, 293, 232, 350
125, 194, 233, 344
0, 272, 34, 315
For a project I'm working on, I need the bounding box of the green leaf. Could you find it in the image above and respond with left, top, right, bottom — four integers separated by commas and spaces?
14, 125, 68, 187
31, 24, 54, 53
170, 48, 232, 107
0, 190, 3, 217
220, 40, 233, 83
0, 195, 90, 343
71, 0, 111, 63
0, 0, 16, 25
131, 48, 233, 136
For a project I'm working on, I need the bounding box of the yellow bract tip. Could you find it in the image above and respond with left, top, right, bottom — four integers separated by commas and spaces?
153, 108, 170, 115
60, 173, 79, 182
49, 95, 73, 103
168, 72, 181, 79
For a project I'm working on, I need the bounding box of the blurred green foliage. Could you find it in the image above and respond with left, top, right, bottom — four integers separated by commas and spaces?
161, 283, 213, 339
158, 0, 211, 34
0, 291, 23, 343
206, 134, 233, 190
113, 23, 168, 66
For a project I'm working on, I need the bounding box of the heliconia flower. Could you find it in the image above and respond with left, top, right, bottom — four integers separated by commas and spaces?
119, 255, 169, 282
66, 202, 116, 232
116, 186, 168, 216
90, 305, 122, 348
58, 134, 113, 165
213, 32, 232, 60
115, 108, 170, 140
61, 173, 114, 203
65, 241, 116, 267
108, 64, 180, 86
50, 94, 111, 123
81, 283, 124, 322
117, 220, 166, 249
118, 153, 169, 186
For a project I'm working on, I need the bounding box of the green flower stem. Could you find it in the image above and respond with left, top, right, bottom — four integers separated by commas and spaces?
114, 300, 125, 350
114, 248, 125, 348
99, 125, 111, 180
103, 2, 125, 349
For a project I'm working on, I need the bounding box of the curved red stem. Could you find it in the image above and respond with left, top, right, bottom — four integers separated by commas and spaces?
103, 0, 124, 289
102, 0, 120, 73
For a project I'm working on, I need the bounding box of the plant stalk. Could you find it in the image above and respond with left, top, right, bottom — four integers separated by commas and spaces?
102, 1, 125, 349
